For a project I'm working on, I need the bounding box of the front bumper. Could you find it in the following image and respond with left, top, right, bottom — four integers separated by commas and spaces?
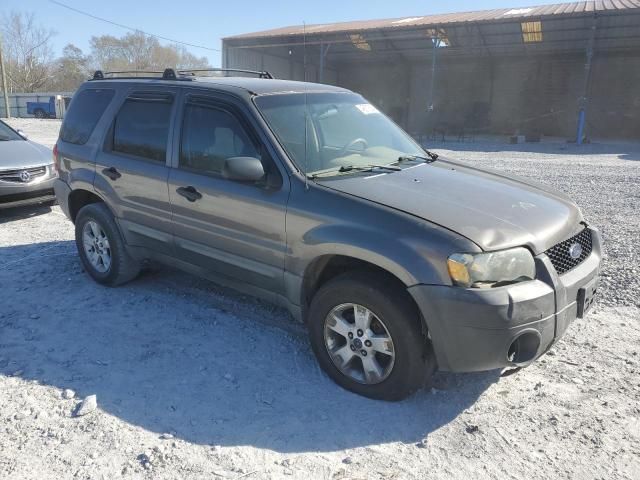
0, 173, 57, 210
409, 227, 602, 372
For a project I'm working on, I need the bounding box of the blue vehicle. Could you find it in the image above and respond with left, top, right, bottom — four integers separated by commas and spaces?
27, 97, 56, 118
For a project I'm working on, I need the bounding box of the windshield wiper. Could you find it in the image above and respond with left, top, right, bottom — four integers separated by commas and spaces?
339, 164, 401, 173
309, 164, 401, 179
398, 150, 439, 163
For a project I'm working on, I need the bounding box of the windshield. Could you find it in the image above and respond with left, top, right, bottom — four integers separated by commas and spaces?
254, 92, 424, 176
0, 121, 23, 141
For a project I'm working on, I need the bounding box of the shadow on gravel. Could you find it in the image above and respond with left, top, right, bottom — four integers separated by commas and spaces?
428, 140, 640, 160
618, 152, 640, 161
0, 241, 498, 453
0, 204, 53, 224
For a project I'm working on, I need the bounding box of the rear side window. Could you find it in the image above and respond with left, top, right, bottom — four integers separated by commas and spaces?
180, 103, 260, 175
60, 89, 115, 145
112, 93, 173, 162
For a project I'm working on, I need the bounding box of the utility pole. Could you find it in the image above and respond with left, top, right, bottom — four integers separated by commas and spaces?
0, 32, 10, 119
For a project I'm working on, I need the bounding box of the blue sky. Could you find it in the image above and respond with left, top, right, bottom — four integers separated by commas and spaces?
6, 0, 576, 65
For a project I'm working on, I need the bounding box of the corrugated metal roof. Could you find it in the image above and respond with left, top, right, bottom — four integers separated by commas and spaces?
224, 0, 640, 40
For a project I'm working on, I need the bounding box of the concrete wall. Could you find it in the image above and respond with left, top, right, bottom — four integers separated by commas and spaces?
588, 52, 640, 139
335, 59, 412, 127
402, 54, 586, 138
224, 46, 338, 84
334, 52, 640, 140
222, 43, 640, 140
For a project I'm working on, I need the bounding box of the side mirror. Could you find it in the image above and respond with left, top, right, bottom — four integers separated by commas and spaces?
222, 156, 265, 183
16, 129, 28, 140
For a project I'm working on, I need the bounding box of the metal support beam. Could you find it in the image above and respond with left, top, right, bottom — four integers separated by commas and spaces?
318, 41, 330, 83
427, 36, 441, 113
475, 24, 496, 111
379, 29, 412, 129
576, 15, 598, 144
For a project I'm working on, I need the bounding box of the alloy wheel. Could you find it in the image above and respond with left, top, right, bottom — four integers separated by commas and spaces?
82, 220, 112, 273
323, 303, 396, 385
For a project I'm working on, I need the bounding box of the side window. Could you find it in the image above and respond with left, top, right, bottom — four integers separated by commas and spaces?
60, 89, 115, 145
112, 93, 173, 162
180, 103, 260, 175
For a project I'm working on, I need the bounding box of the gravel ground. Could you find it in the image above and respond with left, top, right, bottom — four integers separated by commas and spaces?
1, 118, 639, 480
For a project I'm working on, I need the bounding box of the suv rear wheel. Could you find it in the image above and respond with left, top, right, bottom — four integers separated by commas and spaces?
307, 271, 435, 401
75, 203, 140, 286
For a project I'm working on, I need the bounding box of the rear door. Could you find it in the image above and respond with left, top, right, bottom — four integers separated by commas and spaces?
168, 91, 289, 295
94, 88, 177, 255
57, 87, 116, 189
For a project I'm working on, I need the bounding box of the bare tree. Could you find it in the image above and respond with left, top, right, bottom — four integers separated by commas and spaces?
1, 11, 56, 92
89, 32, 209, 73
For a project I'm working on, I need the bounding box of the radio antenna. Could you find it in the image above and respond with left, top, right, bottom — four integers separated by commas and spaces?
303, 21, 309, 190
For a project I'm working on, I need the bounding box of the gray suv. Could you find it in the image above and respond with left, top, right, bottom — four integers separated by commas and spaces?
54, 69, 601, 400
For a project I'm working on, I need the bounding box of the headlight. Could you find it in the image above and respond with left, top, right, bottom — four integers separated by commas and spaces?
447, 247, 535, 288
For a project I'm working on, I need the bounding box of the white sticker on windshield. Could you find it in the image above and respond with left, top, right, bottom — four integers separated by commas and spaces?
355, 103, 380, 115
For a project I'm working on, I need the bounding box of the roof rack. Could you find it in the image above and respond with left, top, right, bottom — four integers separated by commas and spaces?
177, 68, 274, 79
90, 67, 274, 82
90, 69, 189, 81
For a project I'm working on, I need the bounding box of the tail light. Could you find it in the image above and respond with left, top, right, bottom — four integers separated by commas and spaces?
53, 143, 60, 173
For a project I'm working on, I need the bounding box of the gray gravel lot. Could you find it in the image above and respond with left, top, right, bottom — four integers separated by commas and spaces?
1, 119, 638, 480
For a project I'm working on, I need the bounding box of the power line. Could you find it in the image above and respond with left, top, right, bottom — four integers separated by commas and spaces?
48, 0, 220, 52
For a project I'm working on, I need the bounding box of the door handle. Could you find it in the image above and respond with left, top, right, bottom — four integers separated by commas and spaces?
176, 186, 202, 202
102, 166, 121, 180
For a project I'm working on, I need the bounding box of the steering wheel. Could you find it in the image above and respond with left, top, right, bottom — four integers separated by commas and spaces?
338, 138, 368, 157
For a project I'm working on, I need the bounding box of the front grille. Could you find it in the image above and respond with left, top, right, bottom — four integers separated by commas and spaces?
0, 166, 47, 183
545, 228, 592, 275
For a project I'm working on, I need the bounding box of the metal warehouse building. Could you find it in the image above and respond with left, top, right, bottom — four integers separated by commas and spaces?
222, 1, 640, 142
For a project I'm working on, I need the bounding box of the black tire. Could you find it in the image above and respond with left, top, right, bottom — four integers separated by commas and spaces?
307, 271, 436, 401
34, 109, 45, 119
75, 202, 140, 286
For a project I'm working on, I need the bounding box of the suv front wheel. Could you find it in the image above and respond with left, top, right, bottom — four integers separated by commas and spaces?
75, 203, 140, 286
307, 271, 435, 401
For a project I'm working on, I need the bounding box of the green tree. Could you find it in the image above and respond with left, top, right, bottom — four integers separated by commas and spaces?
49, 44, 90, 91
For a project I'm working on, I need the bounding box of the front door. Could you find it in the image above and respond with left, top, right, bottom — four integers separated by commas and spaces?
168, 93, 289, 295
94, 89, 177, 255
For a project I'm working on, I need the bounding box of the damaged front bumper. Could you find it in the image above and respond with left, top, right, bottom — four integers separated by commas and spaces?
408, 227, 602, 372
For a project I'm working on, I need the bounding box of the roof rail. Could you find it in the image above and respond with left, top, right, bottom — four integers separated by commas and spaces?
90, 69, 190, 81
177, 68, 274, 79
89, 67, 274, 82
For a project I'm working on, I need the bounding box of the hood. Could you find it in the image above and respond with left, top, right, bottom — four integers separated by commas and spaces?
0, 139, 52, 169
319, 158, 583, 254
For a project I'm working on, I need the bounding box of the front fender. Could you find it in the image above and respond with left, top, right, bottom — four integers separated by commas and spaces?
297, 223, 440, 286
284, 180, 480, 308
